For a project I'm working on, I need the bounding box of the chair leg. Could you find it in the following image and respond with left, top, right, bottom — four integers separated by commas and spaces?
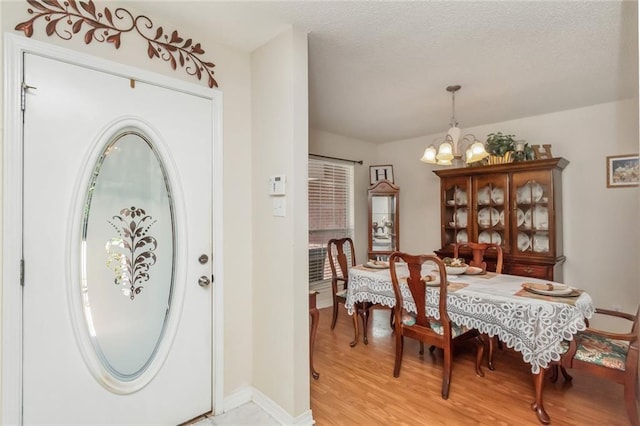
393, 334, 404, 377
474, 336, 485, 377
441, 346, 452, 400
389, 307, 395, 328
550, 365, 559, 383
419, 341, 425, 355
623, 372, 640, 426
330, 298, 339, 329
559, 366, 573, 382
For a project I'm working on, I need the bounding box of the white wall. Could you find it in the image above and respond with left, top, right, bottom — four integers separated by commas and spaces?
377, 99, 640, 320
251, 27, 310, 418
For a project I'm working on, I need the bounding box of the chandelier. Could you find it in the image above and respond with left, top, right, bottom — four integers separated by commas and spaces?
420, 85, 489, 166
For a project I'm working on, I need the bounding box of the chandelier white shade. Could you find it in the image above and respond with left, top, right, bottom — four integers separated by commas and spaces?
420, 85, 489, 166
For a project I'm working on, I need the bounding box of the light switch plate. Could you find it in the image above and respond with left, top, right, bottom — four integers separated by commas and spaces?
273, 197, 286, 217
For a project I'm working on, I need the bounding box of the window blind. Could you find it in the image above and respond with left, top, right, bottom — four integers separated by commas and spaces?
308, 158, 354, 283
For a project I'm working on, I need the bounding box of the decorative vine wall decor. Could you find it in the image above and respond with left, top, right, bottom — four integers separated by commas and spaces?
106, 206, 158, 300
14, 0, 218, 87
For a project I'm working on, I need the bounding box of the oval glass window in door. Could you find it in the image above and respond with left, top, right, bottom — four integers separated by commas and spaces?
81, 130, 175, 383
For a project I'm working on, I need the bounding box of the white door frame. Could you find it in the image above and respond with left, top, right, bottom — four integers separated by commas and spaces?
1, 33, 225, 424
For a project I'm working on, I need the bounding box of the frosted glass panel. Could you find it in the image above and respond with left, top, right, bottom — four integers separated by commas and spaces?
81, 131, 174, 381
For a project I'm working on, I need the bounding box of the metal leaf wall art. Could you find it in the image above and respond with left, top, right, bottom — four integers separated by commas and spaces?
106, 206, 158, 300
15, 0, 218, 87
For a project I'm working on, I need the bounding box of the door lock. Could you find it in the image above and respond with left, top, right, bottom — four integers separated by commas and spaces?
198, 254, 209, 264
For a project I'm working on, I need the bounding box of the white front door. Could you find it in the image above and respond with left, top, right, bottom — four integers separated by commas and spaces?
20, 51, 215, 425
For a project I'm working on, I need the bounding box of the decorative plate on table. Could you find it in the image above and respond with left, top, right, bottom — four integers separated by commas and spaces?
491, 187, 504, 205
478, 207, 500, 227
533, 235, 549, 253
456, 230, 468, 243
477, 186, 491, 205
454, 208, 468, 228
464, 266, 484, 275
517, 232, 531, 251
365, 260, 389, 269
445, 265, 468, 275
522, 283, 574, 296
478, 230, 502, 245
422, 273, 441, 287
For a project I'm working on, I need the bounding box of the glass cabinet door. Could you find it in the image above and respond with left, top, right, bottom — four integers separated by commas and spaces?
368, 179, 400, 259
473, 174, 509, 251
512, 171, 552, 255
442, 177, 469, 247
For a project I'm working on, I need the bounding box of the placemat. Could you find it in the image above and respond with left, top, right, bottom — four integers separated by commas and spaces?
514, 288, 583, 305
448, 282, 469, 292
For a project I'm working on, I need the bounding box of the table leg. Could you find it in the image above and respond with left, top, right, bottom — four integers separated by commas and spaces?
531, 369, 550, 424
309, 292, 319, 379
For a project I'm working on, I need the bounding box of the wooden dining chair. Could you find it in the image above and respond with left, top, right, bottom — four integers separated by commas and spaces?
454, 241, 504, 369
389, 252, 484, 399
559, 305, 639, 425
327, 238, 372, 346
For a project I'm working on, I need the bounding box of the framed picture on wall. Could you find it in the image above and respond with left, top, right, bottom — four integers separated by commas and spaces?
606, 154, 639, 188
370, 165, 394, 184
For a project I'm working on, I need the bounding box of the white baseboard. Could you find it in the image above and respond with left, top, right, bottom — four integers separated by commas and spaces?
223, 386, 315, 425
222, 386, 253, 412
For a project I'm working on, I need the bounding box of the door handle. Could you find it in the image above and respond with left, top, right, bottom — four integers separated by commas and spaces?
198, 276, 210, 287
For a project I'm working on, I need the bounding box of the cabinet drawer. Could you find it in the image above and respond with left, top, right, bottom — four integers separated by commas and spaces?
506, 263, 552, 280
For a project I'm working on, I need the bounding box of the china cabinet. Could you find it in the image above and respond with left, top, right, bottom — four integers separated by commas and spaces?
434, 158, 568, 281
368, 179, 399, 260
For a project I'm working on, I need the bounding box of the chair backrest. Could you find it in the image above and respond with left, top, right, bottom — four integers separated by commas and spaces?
627, 305, 640, 349
453, 242, 503, 273
389, 252, 451, 335
327, 238, 356, 281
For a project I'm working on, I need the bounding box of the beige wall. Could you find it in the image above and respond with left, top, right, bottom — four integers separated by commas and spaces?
377, 99, 640, 322
250, 27, 310, 416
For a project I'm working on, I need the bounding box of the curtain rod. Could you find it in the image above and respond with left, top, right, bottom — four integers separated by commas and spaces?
309, 153, 363, 165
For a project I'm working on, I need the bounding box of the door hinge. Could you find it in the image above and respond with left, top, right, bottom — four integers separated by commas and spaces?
21, 82, 37, 112
20, 259, 25, 287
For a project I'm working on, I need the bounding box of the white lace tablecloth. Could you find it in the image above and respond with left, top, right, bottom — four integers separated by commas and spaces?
346, 264, 595, 374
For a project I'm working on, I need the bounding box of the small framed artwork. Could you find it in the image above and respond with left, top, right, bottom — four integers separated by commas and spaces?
370, 165, 394, 184
606, 154, 639, 188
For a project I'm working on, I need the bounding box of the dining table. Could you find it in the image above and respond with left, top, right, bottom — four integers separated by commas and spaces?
345, 261, 595, 425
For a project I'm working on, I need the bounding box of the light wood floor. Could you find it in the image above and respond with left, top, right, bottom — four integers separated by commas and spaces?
311, 306, 631, 425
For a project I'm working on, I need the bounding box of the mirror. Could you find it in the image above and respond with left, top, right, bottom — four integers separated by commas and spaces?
368, 179, 399, 259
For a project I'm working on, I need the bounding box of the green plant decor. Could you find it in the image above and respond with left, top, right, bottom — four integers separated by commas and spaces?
486, 132, 516, 157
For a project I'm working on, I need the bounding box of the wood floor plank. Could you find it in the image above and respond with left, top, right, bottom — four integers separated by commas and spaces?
311, 306, 630, 425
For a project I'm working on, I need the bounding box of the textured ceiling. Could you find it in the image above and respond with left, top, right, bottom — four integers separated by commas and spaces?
128, 1, 638, 143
